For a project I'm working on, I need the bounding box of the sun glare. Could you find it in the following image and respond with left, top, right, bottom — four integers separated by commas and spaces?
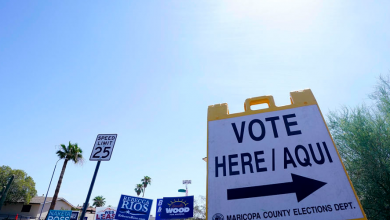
217, 0, 322, 30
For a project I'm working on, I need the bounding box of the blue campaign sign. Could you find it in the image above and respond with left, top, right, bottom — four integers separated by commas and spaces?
155, 199, 164, 220
115, 194, 153, 220
70, 212, 79, 220
160, 196, 194, 219
47, 210, 72, 220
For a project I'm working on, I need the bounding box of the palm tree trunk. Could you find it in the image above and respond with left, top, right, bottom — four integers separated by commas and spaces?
142, 187, 145, 197
49, 159, 69, 210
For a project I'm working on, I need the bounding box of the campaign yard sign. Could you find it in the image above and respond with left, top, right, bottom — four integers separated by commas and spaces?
70, 211, 79, 220
47, 210, 72, 220
96, 207, 117, 220
160, 196, 194, 219
155, 199, 164, 220
207, 90, 366, 220
115, 195, 153, 220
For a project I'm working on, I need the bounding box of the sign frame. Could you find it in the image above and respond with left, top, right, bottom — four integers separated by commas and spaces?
89, 134, 118, 161
206, 89, 367, 220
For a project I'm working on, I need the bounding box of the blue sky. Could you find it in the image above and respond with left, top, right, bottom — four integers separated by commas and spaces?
0, 0, 389, 215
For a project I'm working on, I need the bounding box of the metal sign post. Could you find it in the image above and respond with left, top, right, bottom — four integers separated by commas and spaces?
182, 180, 191, 196
80, 158, 102, 220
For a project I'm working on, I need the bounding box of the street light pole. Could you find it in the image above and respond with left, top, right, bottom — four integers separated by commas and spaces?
182, 180, 191, 196
38, 158, 63, 220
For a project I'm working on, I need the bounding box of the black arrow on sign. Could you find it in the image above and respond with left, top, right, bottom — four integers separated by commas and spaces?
227, 173, 327, 202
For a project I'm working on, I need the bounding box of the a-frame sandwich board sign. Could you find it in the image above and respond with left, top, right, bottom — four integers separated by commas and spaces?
207, 89, 366, 220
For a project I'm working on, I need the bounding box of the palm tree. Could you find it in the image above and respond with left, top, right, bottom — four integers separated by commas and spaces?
93, 195, 106, 207
134, 184, 143, 197
141, 176, 151, 197
49, 142, 83, 210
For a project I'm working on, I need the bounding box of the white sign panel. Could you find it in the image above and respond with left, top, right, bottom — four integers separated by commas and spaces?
96, 207, 117, 220
183, 180, 192, 184
208, 105, 365, 220
90, 134, 117, 161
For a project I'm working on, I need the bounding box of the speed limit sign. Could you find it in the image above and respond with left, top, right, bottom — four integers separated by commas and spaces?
89, 134, 117, 161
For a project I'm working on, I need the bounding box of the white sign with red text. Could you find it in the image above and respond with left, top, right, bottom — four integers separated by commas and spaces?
95, 207, 117, 220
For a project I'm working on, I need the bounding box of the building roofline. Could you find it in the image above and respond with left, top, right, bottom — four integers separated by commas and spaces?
17, 196, 76, 208
58, 197, 76, 208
